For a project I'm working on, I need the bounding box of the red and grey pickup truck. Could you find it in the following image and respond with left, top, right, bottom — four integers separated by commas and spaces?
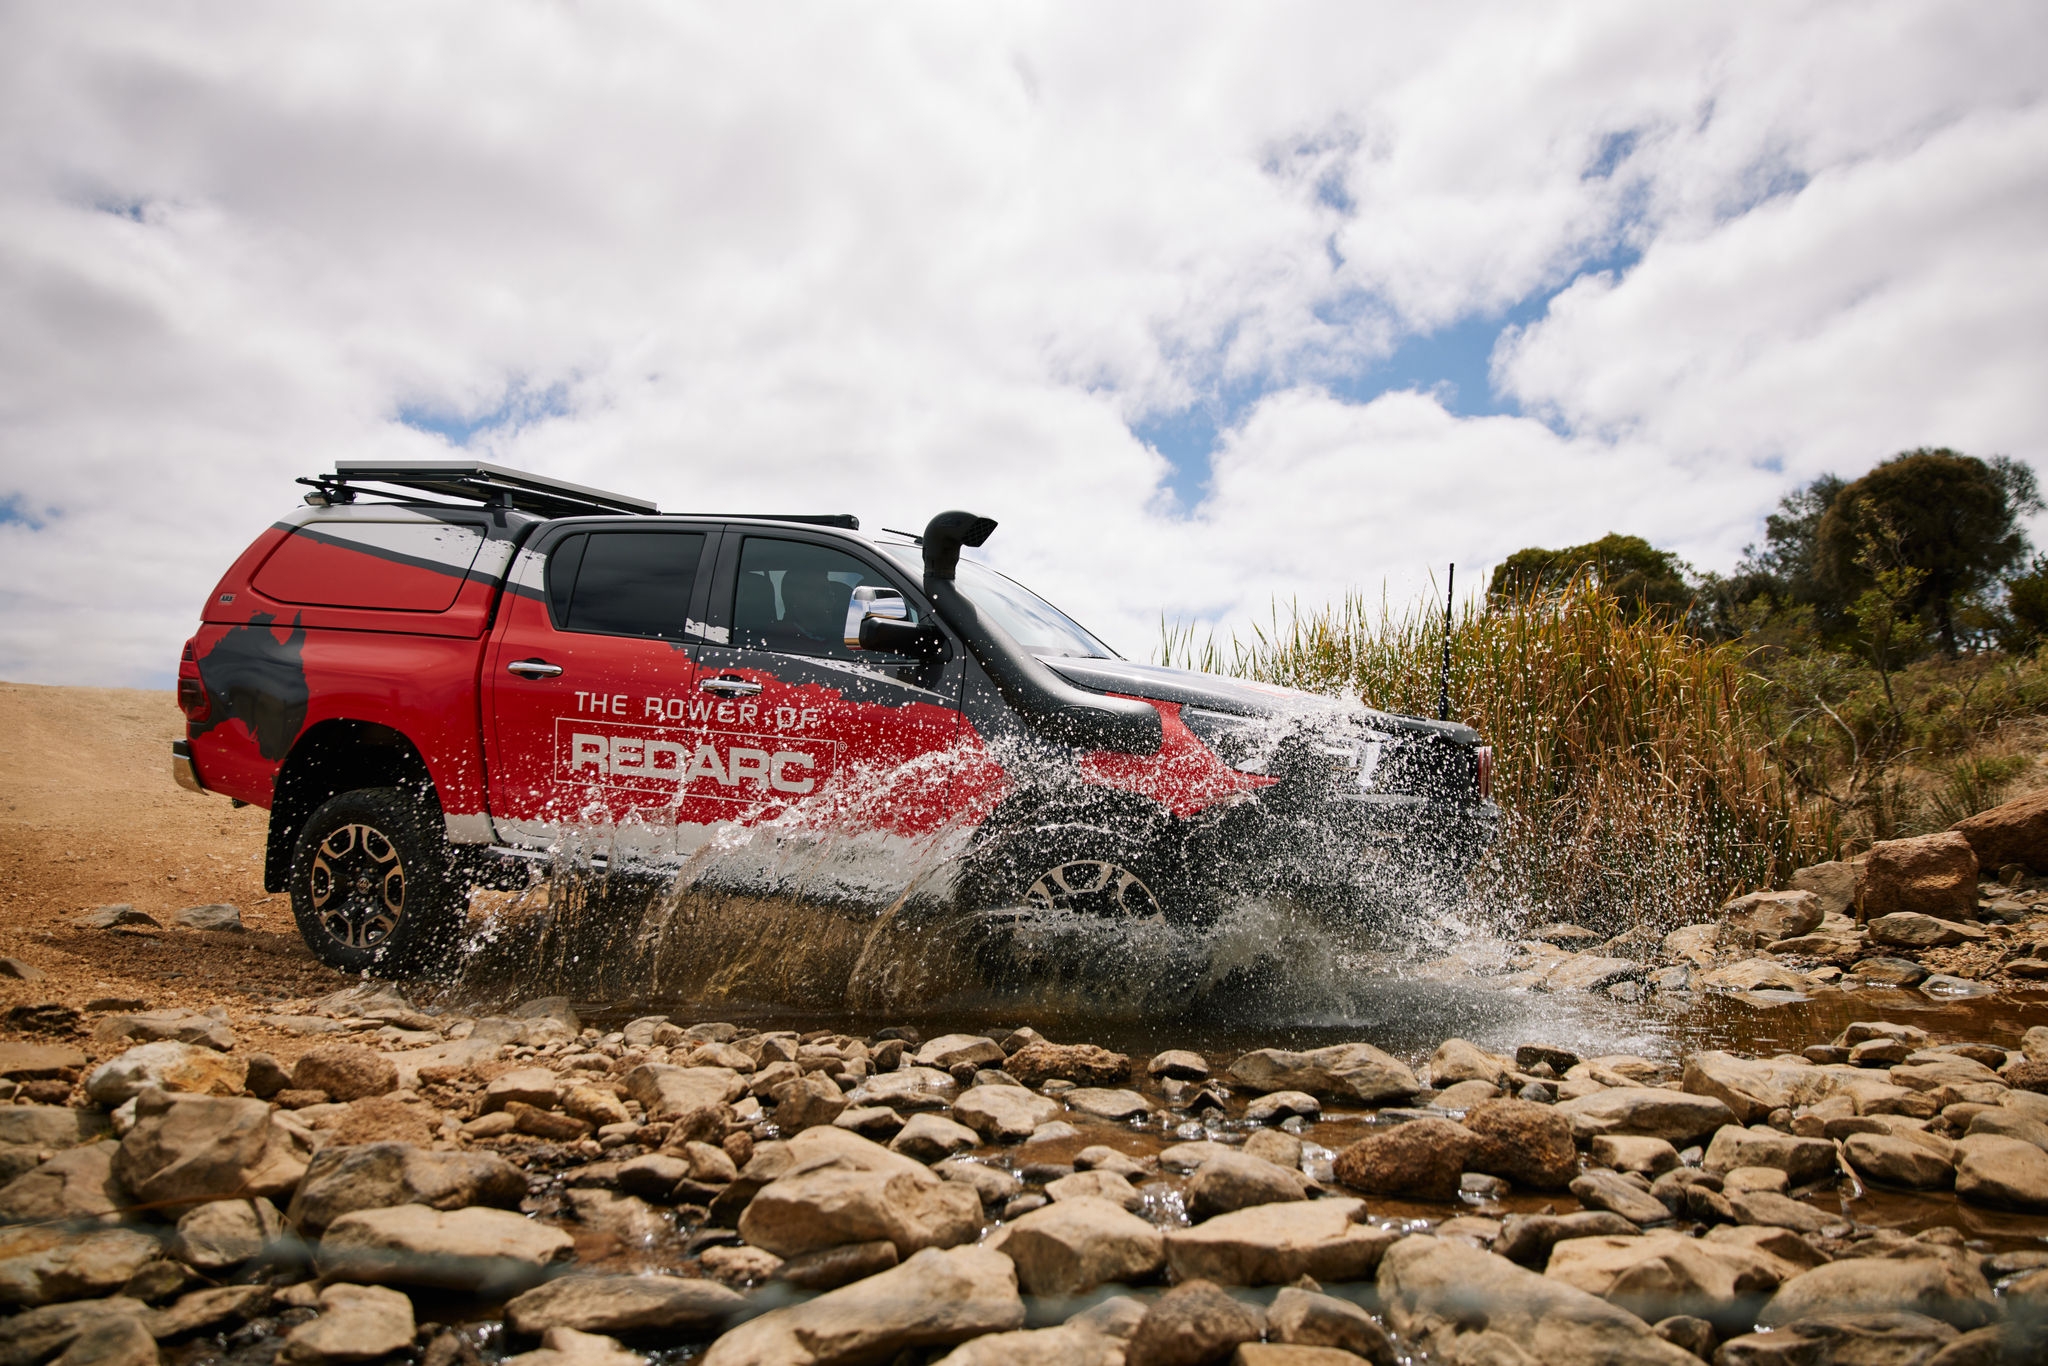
175, 461, 1496, 973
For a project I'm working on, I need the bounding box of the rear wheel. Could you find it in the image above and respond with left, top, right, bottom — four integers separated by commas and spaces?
289, 787, 463, 974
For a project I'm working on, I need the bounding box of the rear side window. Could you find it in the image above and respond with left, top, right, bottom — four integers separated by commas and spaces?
252, 521, 484, 612
546, 531, 705, 641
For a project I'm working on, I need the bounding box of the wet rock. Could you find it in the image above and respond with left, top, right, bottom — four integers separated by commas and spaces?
1681, 1052, 1835, 1125
833, 1105, 904, 1140
887, 1113, 978, 1162
1244, 1092, 1320, 1125
953, 1085, 1061, 1141
0, 1296, 148, 1366
317, 1204, 573, 1295
91, 1011, 231, 1054
699, 1245, 783, 1286
1078, 1144, 1155, 1176
50, 1315, 155, 1366
1852, 956, 1931, 986
1845, 1132, 1955, 1189
1065, 1087, 1152, 1121
1870, 912, 1971, 948
1722, 1166, 1790, 1195
1695, 959, 1811, 992
1726, 1190, 1833, 1234
1967, 1108, 2048, 1151
1544, 1232, 1782, 1329
1267, 1287, 1395, 1365
1588, 1135, 1680, 1175
1720, 890, 1824, 943
1790, 860, 1860, 917
1861, 832, 1979, 923
1331, 1117, 1473, 1200
1040, 1172, 1139, 1215
849, 1066, 956, 1112
0, 1143, 127, 1225
1515, 1044, 1580, 1074
1241, 1130, 1301, 1172
506, 1274, 744, 1339
1554, 1088, 1736, 1146
1703, 1126, 1837, 1183
1464, 1098, 1578, 1190
774, 1240, 898, 1291
501, 1327, 644, 1366
990, 1194, 1164, 1295
113, 1093, 311, 1211
736, 1126, 981, 1259
1164, 1197, 1396, 1286
1003, 1043, 1131, 1087
1534, 955, 1647, 993
173, 904, 242, 933
1427, 1039, 1514, 1088
1953, 1134, 2048, 1209
769, 1074, 848, 1133
1494, 1211, 1639, 1267
697, 1244, 1023, 1366
1124, 1279, 1263, 1366
278, 1283, 412, 1366
1761, 1256, 1997, 1331
933, 1159, 1020, 1207
1663, 923, 1740, 969
139, 1283, 268, 1338
1568, 1171, 1669, 1225
622, 1065, 745, 1119
1376, 1236, 1697, 1366
1225, 1044, 1420, 1105
1187, 1152, 1309, 1219
169, 1199, 282, 1271
287, 1142, 528, 1234
566, 1190, 668, 1244
1893, 1055, 2004, 1091
1725, 1312, 1965, 1366
0, 1228, 162, 1307
1151, 1050, 1210, 1081
914, 1035, 1005, 1071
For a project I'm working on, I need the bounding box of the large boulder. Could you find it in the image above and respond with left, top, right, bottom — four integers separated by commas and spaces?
1331, 1118, 1473, 1200
1185, 1152, 1309, 1219
1719, 890, 1824, 944
697, 1245, 1023, 1366
113, 1093, 313, 1210
952, 1086, 1060, 1142
1554, 1089, 1735, 1146
83, 1044, 247, 1107
1859, 832, 1978, 923
1951, 787, 2048, 873
287, 1143, 529, 1233
1464, 1099, 1578, 1190
1426, 1040, 1513, 1088
1163, 1197, 1397, 1286
0, 1228, 162, 1307
1844, 1133, 1955, 1190
991, 1196, 1164, 1296
1759, 1256, 1997, 1331
1543, 1233, 1782, 1331
1225, 1044, 1420, 1104
1702, 1126, 1838, 1184
736, 1127, 981, 1259
505, 1274, 745, 1338
1376, 1236, 1698, 1365
1681, 1052, 1839, 1125
316, 1205, 573, 1295
0, 1144, 127, 1225
1953, 1134, 2048, 1210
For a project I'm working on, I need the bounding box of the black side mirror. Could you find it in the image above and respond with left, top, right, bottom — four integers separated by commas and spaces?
859, 616, 946, 658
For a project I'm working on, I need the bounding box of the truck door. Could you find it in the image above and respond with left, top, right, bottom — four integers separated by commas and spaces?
683, 531, 966, 857
483, 525, 715, 858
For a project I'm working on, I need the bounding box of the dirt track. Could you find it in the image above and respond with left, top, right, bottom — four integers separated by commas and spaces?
0, 682, 345, 1025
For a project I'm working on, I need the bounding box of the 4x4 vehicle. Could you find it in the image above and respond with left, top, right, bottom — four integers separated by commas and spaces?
175, 461, 1496, 973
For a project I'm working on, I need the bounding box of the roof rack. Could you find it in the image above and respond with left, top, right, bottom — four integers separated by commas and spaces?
714, 514, 861, 530
302, 459, 659, 517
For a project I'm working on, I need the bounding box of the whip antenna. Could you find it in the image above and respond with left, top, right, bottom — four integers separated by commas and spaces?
1438, 564, 1455, 721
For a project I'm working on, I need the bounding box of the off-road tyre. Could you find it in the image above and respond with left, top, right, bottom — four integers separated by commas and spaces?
289, 787, 464, 975
955, 816, 1185, 923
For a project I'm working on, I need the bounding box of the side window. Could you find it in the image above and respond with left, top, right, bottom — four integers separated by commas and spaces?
546, 531, 705, 641
730, 537, 917, 661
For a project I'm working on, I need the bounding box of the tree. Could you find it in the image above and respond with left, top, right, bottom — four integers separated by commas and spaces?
1998, 553, 2048, 655
1488, 533, 1693, 618
1815, 449, 2041, 656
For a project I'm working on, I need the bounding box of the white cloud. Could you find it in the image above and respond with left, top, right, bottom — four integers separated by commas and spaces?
0, 2, 2044, 683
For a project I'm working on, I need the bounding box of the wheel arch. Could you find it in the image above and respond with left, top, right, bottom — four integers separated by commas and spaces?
265, 719, 441, 892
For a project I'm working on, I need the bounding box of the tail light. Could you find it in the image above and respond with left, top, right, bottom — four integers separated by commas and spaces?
1475, 745, 1493, 800
177, 639, 209, 722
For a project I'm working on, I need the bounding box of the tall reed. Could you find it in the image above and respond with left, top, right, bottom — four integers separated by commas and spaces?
1161, 579, 1837, 933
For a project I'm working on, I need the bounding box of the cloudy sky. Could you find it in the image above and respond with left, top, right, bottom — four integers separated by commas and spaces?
4, 2, 2046, 686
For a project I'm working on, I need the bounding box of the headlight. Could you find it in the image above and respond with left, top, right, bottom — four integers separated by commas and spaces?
1179, 706, 1275, 773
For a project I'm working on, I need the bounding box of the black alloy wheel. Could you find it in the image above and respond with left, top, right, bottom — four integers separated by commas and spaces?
289, 786, 461, 974
1023, 857, 1165, 921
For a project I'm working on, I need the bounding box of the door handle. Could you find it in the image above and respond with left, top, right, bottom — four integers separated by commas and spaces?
507, 659, 565, 679
698, 675, 762, 697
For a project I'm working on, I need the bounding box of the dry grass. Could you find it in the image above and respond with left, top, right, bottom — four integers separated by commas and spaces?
1162, 579, 1838, 933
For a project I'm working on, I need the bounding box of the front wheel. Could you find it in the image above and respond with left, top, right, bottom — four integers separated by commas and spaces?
289, 787, 463, 974
956, 817, 1186, 924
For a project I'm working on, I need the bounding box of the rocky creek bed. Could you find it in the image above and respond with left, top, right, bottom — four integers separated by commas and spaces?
0, 969, 2043, 1366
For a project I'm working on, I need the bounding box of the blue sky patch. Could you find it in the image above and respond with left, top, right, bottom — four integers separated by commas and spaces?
0, 495, 46, 530
398, 380, 573, 447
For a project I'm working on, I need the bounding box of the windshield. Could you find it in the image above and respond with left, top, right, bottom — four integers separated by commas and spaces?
877, 544, 1116, 658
